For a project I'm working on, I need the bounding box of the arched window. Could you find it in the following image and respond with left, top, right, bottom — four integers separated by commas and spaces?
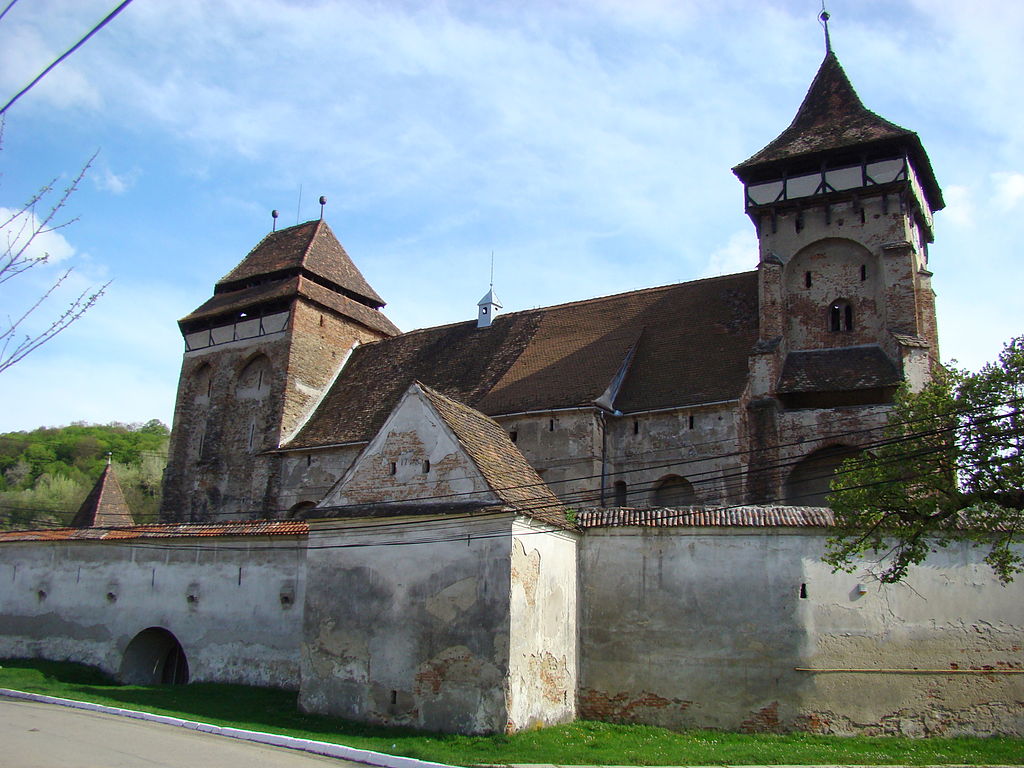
829, 299, 853, 332
288, 501, 316, 519
651, 475, 696, 507
785, 445, 860, 506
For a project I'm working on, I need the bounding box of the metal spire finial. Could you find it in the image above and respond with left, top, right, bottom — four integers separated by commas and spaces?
489, 250, 494, 289
271, 209, 279, 231
319, 195, 327, 220
106, 451, 112, 467
819, 2, 832, 53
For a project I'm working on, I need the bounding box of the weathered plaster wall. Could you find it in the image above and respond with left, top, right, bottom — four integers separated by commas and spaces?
507, 519, 578, 730
299, 515, 516, 733
0, 537, 306, 689
317, 389, 498, 510
579, 527, 1024, 735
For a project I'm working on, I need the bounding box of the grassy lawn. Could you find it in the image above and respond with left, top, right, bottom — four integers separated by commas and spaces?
1, 659, 1021, 766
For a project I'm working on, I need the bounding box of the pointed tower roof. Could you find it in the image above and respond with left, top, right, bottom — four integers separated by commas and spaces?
734, 52, 943, 211
69, 463, 135, 529
217, 219, 386, 308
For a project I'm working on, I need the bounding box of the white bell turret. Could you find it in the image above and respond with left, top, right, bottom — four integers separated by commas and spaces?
477, 287, 502, 329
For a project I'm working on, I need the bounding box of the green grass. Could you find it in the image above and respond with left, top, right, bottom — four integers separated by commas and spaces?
1, 659, 1020, 766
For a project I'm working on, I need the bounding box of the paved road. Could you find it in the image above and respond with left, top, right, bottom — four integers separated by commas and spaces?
1, 696, 365, 768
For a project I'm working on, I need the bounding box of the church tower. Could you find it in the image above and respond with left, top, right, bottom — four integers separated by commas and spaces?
733, 45, 944, 505
161, 220, 399, 521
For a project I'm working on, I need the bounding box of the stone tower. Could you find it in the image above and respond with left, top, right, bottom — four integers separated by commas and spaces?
161, 220, 399, 521
732, 51, 945, 505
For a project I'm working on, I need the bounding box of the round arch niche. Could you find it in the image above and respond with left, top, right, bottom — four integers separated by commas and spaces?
651, 475, 697, 507
784, 445, 860, 507
120, 627, 190, 685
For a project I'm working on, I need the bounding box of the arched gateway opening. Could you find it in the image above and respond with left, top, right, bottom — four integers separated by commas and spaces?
120, 627, 190, 685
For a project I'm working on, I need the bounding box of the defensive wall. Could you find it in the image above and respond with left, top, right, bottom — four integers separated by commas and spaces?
1, 512, 1022, 736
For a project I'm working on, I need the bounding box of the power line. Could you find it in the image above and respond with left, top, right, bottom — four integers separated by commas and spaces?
0, 0, 135, 116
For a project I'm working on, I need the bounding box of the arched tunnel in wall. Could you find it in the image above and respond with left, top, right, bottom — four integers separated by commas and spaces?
120, 627, 190, 685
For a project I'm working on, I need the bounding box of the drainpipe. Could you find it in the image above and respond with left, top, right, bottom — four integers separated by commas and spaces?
599, 410, 607, 506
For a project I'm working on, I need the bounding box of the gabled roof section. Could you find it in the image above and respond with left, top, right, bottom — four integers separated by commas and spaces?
734, 52, 943, 211
179, 275, 399, 337
216, 220, 387, 309
69, 464, 135, 529
777, 345, 901, 394
417, 383, 567, 527
284, 271, 759, 449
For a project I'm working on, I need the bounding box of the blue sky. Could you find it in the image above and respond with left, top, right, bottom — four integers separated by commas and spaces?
0, 0, 1022, 432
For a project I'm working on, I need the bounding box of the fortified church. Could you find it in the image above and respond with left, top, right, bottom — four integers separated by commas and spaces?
2, 45, 1022, 737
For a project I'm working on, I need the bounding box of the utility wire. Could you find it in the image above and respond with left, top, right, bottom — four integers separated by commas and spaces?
0, 0, 135, 116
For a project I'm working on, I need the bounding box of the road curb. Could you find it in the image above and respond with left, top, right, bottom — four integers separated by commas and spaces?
0, 688, 455, 768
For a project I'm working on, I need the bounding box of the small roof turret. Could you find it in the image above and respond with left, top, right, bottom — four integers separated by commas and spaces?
69, 462, 135, 529
477, 287, 502, 329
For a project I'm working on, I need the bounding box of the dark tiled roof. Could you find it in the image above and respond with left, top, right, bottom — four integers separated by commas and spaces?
180, 275, 399, 337
217, 220, 387, 307
0, 520, 308, 543
69, 464, 134, 529
734, 52, 943, 211
418, 384, 570, 528
578, 506, 835, 528
777, 345, 901, 394
285, 272, 759, 448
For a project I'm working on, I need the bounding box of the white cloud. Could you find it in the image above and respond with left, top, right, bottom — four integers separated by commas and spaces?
0, 207, 76, 264
992, 172, 1024, 212
941, 185, 975, 228
93, 167, 138, 195
701, 230, 758, 278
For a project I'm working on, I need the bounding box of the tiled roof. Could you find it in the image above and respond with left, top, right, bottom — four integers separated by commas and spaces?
69, 464, 135, 529
286, 272, 759, 448
217, 220, 387, 308
417, 383, 571, 529
0, 519, 308, 543
733, 52, 943, 211
778, 345, 901, 394
578, 506, 835, 528
179, 275, 399, 337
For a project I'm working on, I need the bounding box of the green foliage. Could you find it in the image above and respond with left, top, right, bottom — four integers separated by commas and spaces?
1, 659, 1021, 765
826, 336, 1024, 584
0, 421, 169, 528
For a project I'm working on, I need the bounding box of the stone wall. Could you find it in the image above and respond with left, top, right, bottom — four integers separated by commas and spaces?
579, 526, 1024, 736
0, 536, 307, 689
299, 514, 517, 733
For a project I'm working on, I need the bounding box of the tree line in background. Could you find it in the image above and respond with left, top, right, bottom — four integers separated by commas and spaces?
0, 420, 168, 529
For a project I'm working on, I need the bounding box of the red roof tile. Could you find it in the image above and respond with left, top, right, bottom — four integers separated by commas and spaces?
69, 464, 134, 529
218, 220, 386, 307
285, 272, 759, 449
0, 520, 308, 543
578, 506, 835, 528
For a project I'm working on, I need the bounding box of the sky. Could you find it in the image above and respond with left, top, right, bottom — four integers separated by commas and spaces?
0, 0, 1021, 433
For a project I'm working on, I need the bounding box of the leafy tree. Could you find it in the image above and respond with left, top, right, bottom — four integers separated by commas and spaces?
825, 337, 1024, 584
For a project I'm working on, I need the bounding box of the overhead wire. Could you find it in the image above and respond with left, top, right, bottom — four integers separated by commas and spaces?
0, 0, 135, 116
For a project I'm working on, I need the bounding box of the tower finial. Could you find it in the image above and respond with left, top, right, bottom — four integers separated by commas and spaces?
489, 250, 494, 289
319, 195, 327, 220
271, 209, 279, 231
106, 451, 112, 467
819, 3, 832, 53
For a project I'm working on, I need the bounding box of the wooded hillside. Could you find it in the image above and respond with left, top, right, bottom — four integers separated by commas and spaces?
0, 420, 169, 529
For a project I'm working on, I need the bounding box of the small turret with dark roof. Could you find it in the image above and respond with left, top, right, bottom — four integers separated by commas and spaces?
70, 462, 135, 529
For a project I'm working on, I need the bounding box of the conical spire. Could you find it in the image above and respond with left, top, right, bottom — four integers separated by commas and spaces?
69, 463, 135, 529
733, 52, 943, 212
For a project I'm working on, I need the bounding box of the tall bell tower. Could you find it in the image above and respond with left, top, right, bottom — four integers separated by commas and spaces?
732, 37, 945, 504
161, 219, 399, 521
